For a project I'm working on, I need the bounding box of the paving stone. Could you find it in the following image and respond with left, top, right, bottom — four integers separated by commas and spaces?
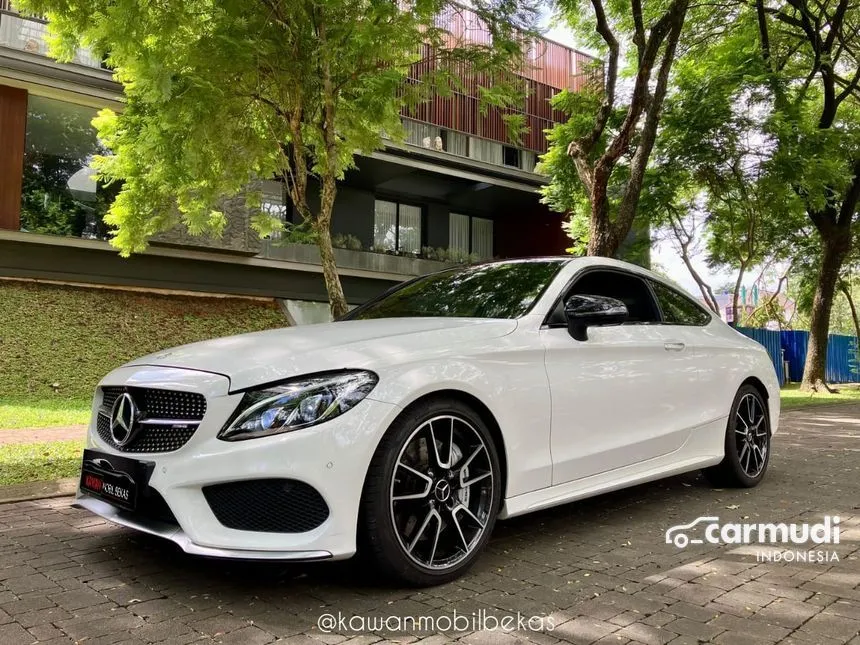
798, 612, 860, 642
0, 622, 34, 644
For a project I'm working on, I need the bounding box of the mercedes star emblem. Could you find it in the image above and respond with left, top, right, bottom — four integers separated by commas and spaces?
110, 392, 139, 446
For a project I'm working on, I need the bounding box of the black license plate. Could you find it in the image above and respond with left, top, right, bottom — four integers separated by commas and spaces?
79, 449, 153, 512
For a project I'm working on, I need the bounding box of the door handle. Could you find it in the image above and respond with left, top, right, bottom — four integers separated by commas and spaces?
664, 341, 686, 352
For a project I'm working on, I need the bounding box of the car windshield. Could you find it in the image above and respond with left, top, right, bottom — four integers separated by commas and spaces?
344, 260, 565, 320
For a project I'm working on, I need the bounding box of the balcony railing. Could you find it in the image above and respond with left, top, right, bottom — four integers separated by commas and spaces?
0, 1, 105, 70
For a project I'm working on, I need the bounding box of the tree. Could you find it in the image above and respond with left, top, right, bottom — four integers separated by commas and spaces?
20, 0, 535, 317
541, 0, 694, 257
652, 25, 804, 326
750, 0, 860, 390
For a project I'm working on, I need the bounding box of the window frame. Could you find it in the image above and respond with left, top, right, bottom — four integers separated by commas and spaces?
647, 278, 714, 327
543, 267, 664, 328
373, 197, 426, 254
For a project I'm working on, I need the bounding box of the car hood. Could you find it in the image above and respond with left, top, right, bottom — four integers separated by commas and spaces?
127, 317, 518, 392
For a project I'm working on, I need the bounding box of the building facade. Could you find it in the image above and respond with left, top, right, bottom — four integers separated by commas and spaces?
0, 2, 600, 307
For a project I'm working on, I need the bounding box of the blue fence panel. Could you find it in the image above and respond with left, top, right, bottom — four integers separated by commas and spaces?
826, 334, 860, 383
736, 327, 784, 385
780, 330, 808, 383
777, 330, 859, 383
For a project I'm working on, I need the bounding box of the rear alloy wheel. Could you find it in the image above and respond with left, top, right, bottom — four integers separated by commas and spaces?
703, 384, 771, 488
360, 398, 501, 586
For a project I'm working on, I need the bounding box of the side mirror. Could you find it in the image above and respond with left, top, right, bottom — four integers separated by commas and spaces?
564, 294, 629, 341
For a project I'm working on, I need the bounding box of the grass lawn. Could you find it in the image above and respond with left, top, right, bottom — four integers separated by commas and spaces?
0, 397, 91, 430
780, 383, 860, 410
0, 440, 84, 486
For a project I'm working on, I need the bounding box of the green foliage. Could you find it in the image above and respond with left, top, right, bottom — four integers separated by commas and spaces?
277, 222, 320, 246
0, 280, 288, 399
332, 233, 363, 251
420, 246, 483, 264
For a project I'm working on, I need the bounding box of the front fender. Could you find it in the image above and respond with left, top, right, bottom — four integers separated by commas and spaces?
367, 349, 552, 498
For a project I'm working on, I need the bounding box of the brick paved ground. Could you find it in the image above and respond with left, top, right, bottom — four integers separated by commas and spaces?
1, 405, 859, 644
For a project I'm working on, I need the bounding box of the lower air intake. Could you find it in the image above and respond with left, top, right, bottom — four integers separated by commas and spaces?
202, 479, 330, 533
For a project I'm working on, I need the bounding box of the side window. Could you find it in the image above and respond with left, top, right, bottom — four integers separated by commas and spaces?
649, 280, 712, 326
566, 270, 661, 323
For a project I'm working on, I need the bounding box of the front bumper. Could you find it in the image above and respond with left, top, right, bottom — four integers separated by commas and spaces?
79, 366, 401, 560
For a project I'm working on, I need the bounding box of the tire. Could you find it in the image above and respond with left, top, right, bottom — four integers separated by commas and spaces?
703, 384, 771, 488
359, 397, 502, 586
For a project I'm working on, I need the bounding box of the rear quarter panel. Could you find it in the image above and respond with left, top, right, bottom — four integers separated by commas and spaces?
697, 319, 781, 434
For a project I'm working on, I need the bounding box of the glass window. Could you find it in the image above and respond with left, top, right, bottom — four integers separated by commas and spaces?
398, 204, 421, 254
449, 213, 494, 259
403, 119, 440, 149
374, 199, 422, 254
468, 137, 503, 165
449, 212, 470, 254
345, 260, 565, 320
503, 146, 520, 167
20, 95, 118, 239
649, 280, 713, 326
521, 150, 536, 172
373, 199, 398, 251
442, 129, 468, 156
471, 217, 493, 259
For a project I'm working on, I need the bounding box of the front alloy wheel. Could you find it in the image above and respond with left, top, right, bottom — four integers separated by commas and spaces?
703, 384, 771, 488
361, 398, 501, 585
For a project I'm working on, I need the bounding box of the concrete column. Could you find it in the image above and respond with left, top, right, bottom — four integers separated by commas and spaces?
0, 84, 27, 230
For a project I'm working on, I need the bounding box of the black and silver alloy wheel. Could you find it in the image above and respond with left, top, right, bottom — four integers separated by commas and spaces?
703, 384, 771, 488
390, 415, 494, 570
734, 393, 768, 478
361, 398, 501, 586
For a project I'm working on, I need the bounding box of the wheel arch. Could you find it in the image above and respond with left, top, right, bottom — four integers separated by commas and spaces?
740, 375, 769, 402
738, 375, 775, 434
362, 388, 510, 507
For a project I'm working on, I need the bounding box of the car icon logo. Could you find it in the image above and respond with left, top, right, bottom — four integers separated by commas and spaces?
665, 516, 720, 549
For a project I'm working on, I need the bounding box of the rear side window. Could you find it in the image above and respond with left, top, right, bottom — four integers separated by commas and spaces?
649, 280, 712, 326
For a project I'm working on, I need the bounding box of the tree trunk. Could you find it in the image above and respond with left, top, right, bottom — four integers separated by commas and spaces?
801, 237, 850, 391
316, 176, 349, 319
586, 190, 617, 256
730, 264, 746, 327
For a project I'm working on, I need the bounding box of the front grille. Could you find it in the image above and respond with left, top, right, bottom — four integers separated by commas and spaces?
102, 387, 206, 420
203, 479, 330, 533
97, 386, 206, 453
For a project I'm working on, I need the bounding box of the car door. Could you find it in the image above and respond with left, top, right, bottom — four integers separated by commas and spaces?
541, 269, 697, 486
647, 278, 727, 429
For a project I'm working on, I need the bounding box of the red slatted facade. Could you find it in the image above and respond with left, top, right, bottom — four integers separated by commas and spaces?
402, 6, 601, 153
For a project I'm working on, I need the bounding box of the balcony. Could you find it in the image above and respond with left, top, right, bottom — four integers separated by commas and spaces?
0, 0, 104, 69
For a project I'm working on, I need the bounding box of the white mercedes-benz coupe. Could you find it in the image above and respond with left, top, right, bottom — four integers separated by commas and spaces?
76, 257, 779, 585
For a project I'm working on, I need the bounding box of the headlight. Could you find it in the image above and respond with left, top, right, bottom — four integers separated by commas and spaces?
219, 370, 378, 441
